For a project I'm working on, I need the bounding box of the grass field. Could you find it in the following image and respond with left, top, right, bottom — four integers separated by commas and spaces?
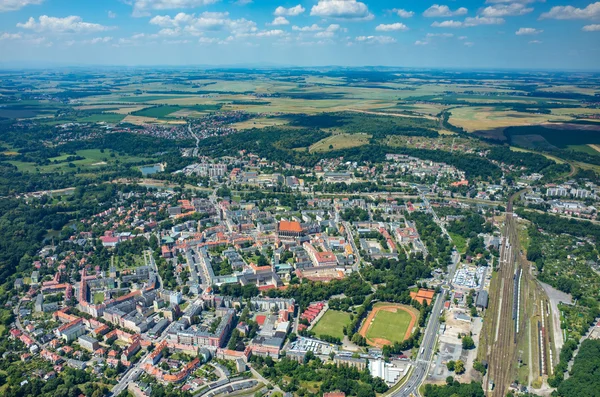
366, 309, 413, 344
122, 114, 186, 125
8, 149, 150, 173
77, 113, 125, 123
550, 107, 600, 116
309, 133, 371, 153
231, 117, 290, 130
132, 105, 183, 118
311, 309, 352, 340
93, 292, 105, 304
566, 144, 600, 156
359, 303, 418, 347
449, 232, 467, 254
449, 106, 571, 132
510, 146, 566, 164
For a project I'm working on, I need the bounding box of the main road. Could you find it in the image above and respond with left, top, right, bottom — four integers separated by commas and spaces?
390, 193, 461, 397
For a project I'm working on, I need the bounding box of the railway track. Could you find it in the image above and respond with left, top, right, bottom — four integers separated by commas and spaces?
486, 192, 522, 396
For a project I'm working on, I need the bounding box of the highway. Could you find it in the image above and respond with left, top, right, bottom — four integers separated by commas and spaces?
390, 194, 461, 397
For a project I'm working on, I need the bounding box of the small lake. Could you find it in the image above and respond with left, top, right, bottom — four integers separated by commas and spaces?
140, 164, 163, 176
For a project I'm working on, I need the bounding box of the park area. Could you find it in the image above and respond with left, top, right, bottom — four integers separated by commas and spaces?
311, 309, 352, 340
359, 303, 419, 348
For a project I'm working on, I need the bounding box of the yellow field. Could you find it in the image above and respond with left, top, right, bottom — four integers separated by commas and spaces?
309, 133, 371, 153
538, 85, 599, 96
122, 115, 186, 125
551, 107, 600, 116
231, 117, 290, 130
396, 103, 449, 116
588, 144, 600, 154
449, 106, 572, 132
109, 106, 152, 115
347, 108, 437, 121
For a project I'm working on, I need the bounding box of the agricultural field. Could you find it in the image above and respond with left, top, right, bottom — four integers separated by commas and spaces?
448, 106, 571, 132
505, 125, 600, 153
538, 85, 599, 96
132, 105, 184, 118
311, 309, 352, 340
231, 116, 290, 130
122, 114, 186, 125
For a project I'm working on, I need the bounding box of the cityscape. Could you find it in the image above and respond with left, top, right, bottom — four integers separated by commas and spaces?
1, 2, 600, 397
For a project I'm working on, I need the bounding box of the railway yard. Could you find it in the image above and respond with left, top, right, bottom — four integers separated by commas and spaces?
481, 192, 557, 396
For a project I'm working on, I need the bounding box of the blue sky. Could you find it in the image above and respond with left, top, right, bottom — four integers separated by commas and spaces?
0, 0, 599, 69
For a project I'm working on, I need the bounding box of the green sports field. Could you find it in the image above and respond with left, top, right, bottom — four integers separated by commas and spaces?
366, 308, 413, 344
311, 310, 351, 340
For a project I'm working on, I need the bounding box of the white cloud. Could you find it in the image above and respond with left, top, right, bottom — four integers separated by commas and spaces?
0, 0, 44, 12
25, 36, 50, 46
311, 0, 374, 21
150, 12, 195, 27
540, 2, 600, 20
583, 23, 600, 31
269, 16, 289, 26
432, 16, 505, 28
464, 16, 504, 26
529, 40, 542, 43
464, 41, 474, 46
0, 32, 22, 40
431, 20, 463, 28
515, 27, 543, 35
392, 8, 414, 18
314, 24, 343, 38
17, 16, 113, 34
480, 4, 533, 17
292, 24, 322, 31
198, 36, 230, 44
355, 35, 396, 44
108, 11, 117, 19
157, 28, 181, 36
375, 23, 409, 32
427, 33, 454, 37
423, 5, 468, 17
89, 36, 113, 44
149, 11, 257, 37
274, 5, 305, 17
458, 35, 468, 40
486, 0, 540, 3
131, 0, 219, 17
415, 32, 454, 45
252, 29, 286, 37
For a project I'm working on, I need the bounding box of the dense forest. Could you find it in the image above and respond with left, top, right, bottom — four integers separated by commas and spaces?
290, 112, 440, 139
408, 212, 452, 265
556, 339, 600, 397
422, 378, 485, 397
516, 210, 600, 240
265, 273, 372, 310
250, 354, 388, 397
363, 257, 431, 302
486, 147, 555, 173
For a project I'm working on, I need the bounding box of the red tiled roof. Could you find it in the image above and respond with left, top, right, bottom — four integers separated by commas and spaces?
279, 220, 302, 233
